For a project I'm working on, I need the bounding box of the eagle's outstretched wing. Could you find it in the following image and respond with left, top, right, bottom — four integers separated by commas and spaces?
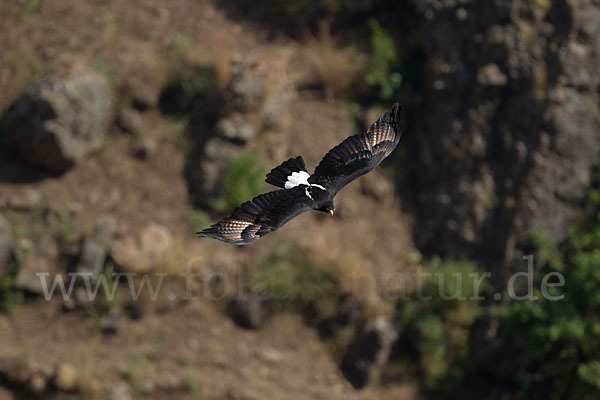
197, 187, 317, 244
309, 102, 403, 193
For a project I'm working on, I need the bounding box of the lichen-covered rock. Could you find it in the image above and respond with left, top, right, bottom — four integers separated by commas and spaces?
0, 64, 114, 173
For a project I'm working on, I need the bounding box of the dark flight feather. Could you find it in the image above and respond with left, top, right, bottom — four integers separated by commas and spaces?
309, 103, 403, 193
197, 187, 317, 244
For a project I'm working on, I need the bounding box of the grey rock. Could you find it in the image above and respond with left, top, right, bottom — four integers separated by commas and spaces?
341, 317, 398, 389
14, 235, 59, 294
128, 81, 160, 110
0, 358, 51, 395
5, 189, 42, 211
93, 213, 117, 248
256, 346, 282, 364
108, 382, 133, 400
0, 64, 114, 173
0, 216, 11, 281
53, 363, 78, 392
477, 63, 508, 86
73, 213, 117, 277
185, 136, 240, 206
224, 63, 265, 112
100, 306, 123, 334
216, 114, 257, 143
117, 109, 143, 136
131, 137, 157, 160
110, 223, 173, 273
228, 293, 272, 329
74, 239, 106, 277
260, 85, 294, 128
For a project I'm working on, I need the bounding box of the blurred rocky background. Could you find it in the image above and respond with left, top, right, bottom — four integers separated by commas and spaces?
0, 0, 599, 399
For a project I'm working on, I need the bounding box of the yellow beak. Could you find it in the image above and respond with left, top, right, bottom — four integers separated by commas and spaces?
329, 209, 334, 217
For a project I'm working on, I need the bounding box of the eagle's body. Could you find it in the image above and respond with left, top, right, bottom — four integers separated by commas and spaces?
198, 102, 403, 244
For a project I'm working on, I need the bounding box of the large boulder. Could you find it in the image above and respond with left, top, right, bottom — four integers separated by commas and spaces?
0, 64, 114, 173
410, 0, 600, 286
340, 317, 398, 389
110, 223, 174, 273
227, 293, 272, 329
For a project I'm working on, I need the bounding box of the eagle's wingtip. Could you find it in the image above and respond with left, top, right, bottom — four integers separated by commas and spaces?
196, 228, 214, 237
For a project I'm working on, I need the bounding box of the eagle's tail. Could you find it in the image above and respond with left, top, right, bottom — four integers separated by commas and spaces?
265, 156, 307, 188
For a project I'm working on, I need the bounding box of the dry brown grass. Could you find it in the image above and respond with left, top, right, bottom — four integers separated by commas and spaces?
304, 20, 364, 97
198, 29, 232, 91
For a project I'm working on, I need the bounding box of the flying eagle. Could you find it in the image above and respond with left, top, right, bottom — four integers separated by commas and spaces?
198, 102, 403, 244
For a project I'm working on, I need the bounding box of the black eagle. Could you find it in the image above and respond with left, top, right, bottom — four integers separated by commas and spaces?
198, 102, 403, 244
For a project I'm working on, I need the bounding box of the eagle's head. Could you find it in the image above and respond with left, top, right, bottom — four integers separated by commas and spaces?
317, 200, 335, 216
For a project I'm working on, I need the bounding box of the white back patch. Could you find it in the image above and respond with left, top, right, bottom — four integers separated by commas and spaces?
284, 171, 310, 189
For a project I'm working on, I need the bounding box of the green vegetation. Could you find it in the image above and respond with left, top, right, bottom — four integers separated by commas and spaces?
102, 8, 118, 31
86, 264, 117, 330
176, 66, 218, 108
395, 176, 600, 399
251, 246, 338, 311
479, 227, 600, 399
365, 19, 403, 103
92, 58, 114, 85
17, 0, 40, 22
120, 353, 151, 396
182, 376, 197, 393
169, 33, 194, 64
218, 151, 266, 213
0, 261, 24, 313
394, 258, 486, 386
161, 63, 219, 117
45, 205, 75, 242
326, 324, 357, 362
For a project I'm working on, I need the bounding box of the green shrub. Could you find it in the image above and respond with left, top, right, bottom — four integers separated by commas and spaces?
251, 246, 338, 311
219, 152, 266, 212
394, 258, 486, 385
161, 64, 219, 117
478, 226, 600, 399
177, 66, 218, 105
365, 19, 403, 103
420, 188, 600, 398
